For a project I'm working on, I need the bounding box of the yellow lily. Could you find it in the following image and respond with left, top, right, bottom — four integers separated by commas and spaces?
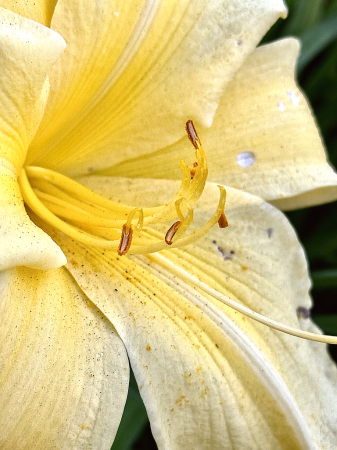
0, 1, 337, 449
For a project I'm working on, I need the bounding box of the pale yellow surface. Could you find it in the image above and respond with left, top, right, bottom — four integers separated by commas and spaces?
0, 0, 57, 25
29, 0, 286, 176
1, 1, 337, 449
60, 176, 337, 450
0, 266, 129, 449
0, 8, 66, 270
102, 39, 337, 209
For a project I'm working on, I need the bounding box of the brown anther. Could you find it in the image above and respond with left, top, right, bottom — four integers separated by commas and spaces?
186, 120, 200, 149
165, 221, 182, 245
118, 224, 133, 256
190, 162, 198, 179
218, 212, 228, 229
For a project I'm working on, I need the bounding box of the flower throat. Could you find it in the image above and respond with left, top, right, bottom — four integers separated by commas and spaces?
18, 121, 227, 257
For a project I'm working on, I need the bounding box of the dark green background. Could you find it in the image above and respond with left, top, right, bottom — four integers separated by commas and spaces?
111, 1, 337, 447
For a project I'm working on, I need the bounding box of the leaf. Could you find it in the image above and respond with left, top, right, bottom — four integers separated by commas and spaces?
283, 0, 325, 35
297, 13, 337, 71
313, 315, 337, 335
311, 269, 337, 289
111, 372, 149, 450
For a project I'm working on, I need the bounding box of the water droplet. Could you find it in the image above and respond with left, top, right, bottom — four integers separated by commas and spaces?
287, 90, 300, 106
114, 10, 120, 16
237, 151, 255, 168
278, 101, 286, 112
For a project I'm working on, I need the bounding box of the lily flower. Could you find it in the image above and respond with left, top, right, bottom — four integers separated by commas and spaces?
1, 1, 337, 449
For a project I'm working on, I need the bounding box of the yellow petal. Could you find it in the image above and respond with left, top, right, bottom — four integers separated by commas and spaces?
29, 0, 286, 176
0, 8, 66, 270
0, 1, 57, 25
0, 266, 129, 449
104, 38, 337, 210
55, 176, 337, 450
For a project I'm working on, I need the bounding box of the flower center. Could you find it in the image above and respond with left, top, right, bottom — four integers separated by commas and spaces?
18, 121, 227, 256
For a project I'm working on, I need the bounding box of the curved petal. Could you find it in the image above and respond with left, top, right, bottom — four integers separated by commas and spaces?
53, 176, 337, 450
0, 1, 57, 25
103, 38, 337, 209
0, 266, 129, 449
29, 0, 286, 176
0, 9, 66, 270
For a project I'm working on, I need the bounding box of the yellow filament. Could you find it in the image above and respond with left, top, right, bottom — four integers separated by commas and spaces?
19, 121, 227, 256
19, 168, 122, 249
127, 186, 226, 254
125, 208, 144, 238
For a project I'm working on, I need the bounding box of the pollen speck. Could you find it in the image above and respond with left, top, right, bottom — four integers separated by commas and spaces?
146, 345, 152, 351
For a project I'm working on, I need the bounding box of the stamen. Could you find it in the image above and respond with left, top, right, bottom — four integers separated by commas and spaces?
125, 208, 144, 237
117, 208, 144, 255
218, 211, 228, 229
150, 253, 337, 345
165, 221, 182, 245
118, 225, 133, 256
20, 122, 227, 258
129, 187, 226, 254
190, 162, 198, 179
186, 120, 200, 149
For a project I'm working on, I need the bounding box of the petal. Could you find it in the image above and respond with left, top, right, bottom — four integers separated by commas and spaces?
0, 1, 57, 25
0, 266, 129, 449
54, 176, 337, 450
104, 38, 337, 210
0, 8, 66, 270
29, 0, 286, 176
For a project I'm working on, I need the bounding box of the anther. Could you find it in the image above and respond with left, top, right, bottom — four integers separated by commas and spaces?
186, 120, 200, 149
118, 208, 144, 255
190, 162, 198, 179
165, 221, 182, 245
118, 224, 133, 256
218, 211, 228, 228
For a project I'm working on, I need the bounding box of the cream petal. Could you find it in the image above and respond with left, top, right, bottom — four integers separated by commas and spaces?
103, 38, 337, 209
0, 1, 57, 25
0, 266, 129, 449
29, 0, 286, 176
0, 8, 67, 270
55, 176, 337, 450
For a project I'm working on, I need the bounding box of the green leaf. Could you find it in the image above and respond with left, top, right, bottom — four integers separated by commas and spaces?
297, 13, 337, 71
111, 372, 149, 450
313, 314, 337, 335
311, 269, 337, 288
283, 0, 325, 35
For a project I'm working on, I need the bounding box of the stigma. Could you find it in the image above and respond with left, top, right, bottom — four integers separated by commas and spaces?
18, 121, 227, 256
